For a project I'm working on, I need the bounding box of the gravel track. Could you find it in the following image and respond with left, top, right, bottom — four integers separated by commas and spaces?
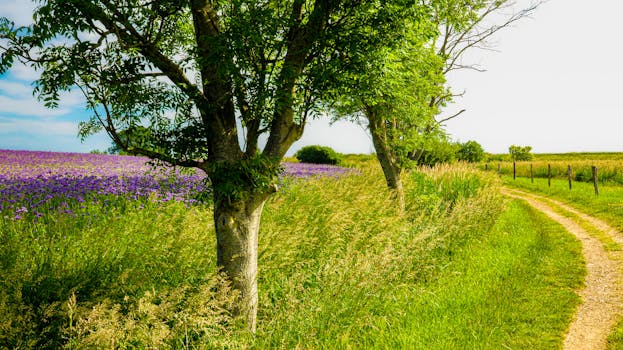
502, 188, 623, 350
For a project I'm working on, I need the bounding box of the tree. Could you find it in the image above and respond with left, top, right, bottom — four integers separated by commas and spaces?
509, 144, 533, 161
1, 0, 413, 331
328, 19, 447, 209
328, 0, 540, 209
456, 140, 484, 163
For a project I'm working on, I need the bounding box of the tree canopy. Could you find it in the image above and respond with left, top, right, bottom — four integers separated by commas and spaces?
1, 0, 430, 331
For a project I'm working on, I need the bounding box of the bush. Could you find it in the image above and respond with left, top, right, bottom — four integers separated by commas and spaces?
509, 145, 533, 161
456, 141, 485, 163
295, 145, 342, 165
415, 138, 457, 167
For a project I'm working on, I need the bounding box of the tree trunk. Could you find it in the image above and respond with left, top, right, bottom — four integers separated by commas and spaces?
213, 193, 267, 333
372, 140, 405, 211
366, 107, 405, 210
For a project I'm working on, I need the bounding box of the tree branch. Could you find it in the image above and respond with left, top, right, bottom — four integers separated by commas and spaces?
436, 109, 465, 125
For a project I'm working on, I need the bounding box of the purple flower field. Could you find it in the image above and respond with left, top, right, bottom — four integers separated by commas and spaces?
0, 149, 351, 220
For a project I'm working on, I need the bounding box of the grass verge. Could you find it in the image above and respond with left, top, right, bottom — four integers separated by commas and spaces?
382, 199, 585, 349
504, 176, 623, 231
504, 176, 623, 349
0, 165, 585, 348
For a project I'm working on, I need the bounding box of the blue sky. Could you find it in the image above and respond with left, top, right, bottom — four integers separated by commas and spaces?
1, 0, 622, 155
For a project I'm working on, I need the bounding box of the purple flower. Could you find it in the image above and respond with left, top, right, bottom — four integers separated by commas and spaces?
0, 149, 353, 221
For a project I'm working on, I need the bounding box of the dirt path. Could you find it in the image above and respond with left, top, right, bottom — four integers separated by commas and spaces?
502, 188, 623, 350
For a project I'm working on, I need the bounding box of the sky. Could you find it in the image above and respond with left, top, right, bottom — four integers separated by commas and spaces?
0, 0, 621, 155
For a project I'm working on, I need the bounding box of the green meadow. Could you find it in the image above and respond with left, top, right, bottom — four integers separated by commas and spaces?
0, 161, 585, 348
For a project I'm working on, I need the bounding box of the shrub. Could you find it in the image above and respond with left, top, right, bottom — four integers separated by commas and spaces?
509, 145, 533, 161
415, 138, 457, 167
456, 141, 485, 163
295, 145, 342, 165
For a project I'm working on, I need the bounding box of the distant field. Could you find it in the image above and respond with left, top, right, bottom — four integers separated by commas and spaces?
532, 152, 623, 161
488, 152, 623, 162
481, 158, 623, 185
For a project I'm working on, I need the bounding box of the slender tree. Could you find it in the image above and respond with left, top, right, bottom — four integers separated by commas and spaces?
329, 25, 446, 209
0, 0, 414, 331
330, 0, 540, 208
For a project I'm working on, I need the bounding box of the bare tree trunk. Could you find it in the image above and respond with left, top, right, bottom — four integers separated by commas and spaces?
213, 193, 267, 332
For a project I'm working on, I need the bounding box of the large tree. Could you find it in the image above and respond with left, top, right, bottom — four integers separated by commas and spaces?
0, 0, 414, 331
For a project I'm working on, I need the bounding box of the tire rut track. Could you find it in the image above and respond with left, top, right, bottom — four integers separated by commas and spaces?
502, 188, 623, 350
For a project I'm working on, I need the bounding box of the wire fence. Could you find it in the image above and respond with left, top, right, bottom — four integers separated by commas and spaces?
482, 161, 608, 195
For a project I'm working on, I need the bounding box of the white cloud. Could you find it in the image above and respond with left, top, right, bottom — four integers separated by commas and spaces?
0, 79, 34, 97
0, 95, 70, 117
0, 75, 85, 117
58, 89, 86, 108
0, 0, 37, 26
8, 63, 40, 81
0, 116, 76, 135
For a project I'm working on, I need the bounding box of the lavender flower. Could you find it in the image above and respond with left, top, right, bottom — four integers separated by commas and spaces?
0, 150, 353, 221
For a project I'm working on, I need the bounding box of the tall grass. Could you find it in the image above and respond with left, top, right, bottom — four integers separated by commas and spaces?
0, 163, 584, 348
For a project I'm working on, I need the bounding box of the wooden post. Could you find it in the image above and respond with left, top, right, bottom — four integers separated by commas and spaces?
530, 163, 534, 183
548, 164, 551, 187
513, 162, 516, 180
567, 165, 572, 190
498, 163, 501, 175
592, 166, 599, 195
485, 164, 488, 171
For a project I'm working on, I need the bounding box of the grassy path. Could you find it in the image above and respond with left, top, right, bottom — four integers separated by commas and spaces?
503, 188, 623, 349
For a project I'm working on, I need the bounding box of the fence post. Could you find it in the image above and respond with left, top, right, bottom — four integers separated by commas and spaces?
513, 162, 516, 180
530, 163, 534, 183
592, 166, 599, 195
485, 164, 488, 171
567, 165, 572, 190
548, 164, 551, 187
498, 163, 501, 176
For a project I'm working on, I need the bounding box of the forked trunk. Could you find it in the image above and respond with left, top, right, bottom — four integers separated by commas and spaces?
213, 194, 267, 332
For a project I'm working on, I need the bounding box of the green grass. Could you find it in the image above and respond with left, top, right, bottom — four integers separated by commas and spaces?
487, 152, 623, 162
504, 175, 623, 349
0, 164, 585, 348
504, 176, 623, 231
532, 152, 623, 161
383, 200, 585, 349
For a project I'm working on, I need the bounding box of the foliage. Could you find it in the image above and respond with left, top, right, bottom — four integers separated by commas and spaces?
328, 20, 447, 170
0, 1, 428, 328
485, 153, 509, 162
413, 135, 457, 167
0, 1, 418, 166
324, 0, 539, 199
295, 145, 342, 165
456, 140, 485, 163
209, 155, 283, 203
509, 145, 533, 161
